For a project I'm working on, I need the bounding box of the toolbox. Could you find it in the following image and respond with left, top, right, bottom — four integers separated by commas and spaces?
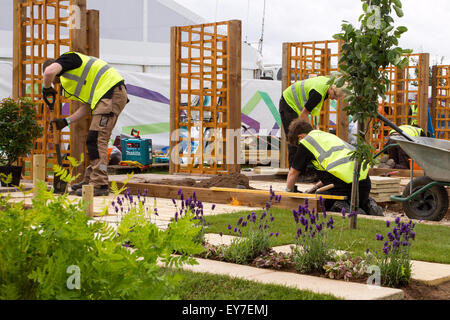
120, 138, 153, 166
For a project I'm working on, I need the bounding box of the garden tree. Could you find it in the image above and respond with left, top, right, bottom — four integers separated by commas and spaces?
330, 0, 411, 228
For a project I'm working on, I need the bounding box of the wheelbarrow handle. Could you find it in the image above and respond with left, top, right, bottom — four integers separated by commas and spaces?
376, 113, 414, 142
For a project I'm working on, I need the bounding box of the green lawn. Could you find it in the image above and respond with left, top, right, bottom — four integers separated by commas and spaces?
162, 269, 340, 300
203, 208, 450, 264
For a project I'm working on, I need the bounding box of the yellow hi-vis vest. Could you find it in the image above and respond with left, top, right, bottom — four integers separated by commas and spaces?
389, 125, 423, 137
300, 130, 369, 184
282, 76, 330, 117
410, 104, 418, 125
59, 52, 124, 110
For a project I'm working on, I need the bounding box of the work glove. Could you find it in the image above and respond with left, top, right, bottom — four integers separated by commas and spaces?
285, 185, 302, 193
42, 86, 57, 98
304, 185, 319, 194
50, 118, 68, 131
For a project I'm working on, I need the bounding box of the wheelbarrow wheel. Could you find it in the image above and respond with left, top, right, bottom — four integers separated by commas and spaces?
402, 176, 449, 221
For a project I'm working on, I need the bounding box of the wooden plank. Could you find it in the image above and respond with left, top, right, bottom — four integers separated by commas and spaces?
430, 65, 438, 132
369, 168, 424, 178
111, 181, 319, 211
87, 10, 99, 58
210, 187, 347, 201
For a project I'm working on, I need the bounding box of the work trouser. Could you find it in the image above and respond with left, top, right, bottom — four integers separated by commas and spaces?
83, 83, 128, 187
279, 96, 299, 167
385, 136, 410, 169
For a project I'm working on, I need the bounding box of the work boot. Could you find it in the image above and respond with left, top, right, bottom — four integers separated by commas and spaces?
74, 185, 110, 197
71, 180, 89, 191
367, 197, 384, 216
330, 200, 350, 213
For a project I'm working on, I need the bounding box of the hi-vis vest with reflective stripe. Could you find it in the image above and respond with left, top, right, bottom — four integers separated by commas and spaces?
60, 52, 124, 109
389, 125, 423, 137
282, 76, 330, 117
410, 104, 418, 125
300, 130, 369, 184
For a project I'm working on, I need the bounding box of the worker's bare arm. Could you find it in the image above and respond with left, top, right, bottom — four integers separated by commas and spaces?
43, 63, 63, 88
286, 167, 300, 191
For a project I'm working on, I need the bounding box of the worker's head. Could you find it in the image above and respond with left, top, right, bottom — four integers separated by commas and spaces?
288, 118, 314, 145
328, 85, 347, 100
43, 59, 61, 84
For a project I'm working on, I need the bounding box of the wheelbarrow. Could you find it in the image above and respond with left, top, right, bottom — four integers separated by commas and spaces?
376, 114, 450, 221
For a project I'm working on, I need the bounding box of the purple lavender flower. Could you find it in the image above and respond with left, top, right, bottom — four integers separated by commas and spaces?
386, 220, 390, 228
171, 198, 176, 205
211, 204, 216, 211
177, 189, 183, 196
383, 245, 390, 255
341, 207, 346, 219
270, 216, 274, 222
395, 216, 401, 225
376, 234, 384, 241
237, 217, 243, 225
387, 232, 395, 241
327, 216, 334, 228
154, 208, 158, 216
219, 232, 223, 237
296, 228, 302, 237
275, 232, 279, 237
242, 221, 248, 227
269, 232, 274, 237
410, 231, 415, 240
227, 224, 232, 230
392, 240, 400, 248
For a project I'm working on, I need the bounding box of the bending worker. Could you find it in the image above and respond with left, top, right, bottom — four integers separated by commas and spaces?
385, 124, 426, 169
43, 51, 129, 196
279, 75, 346, 167
285, 118, 383, 216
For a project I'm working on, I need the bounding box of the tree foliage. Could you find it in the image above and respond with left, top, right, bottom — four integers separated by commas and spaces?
330, 0, 411, 167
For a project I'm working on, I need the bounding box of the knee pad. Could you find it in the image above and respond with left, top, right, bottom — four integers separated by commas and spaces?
86, 130, 99, 160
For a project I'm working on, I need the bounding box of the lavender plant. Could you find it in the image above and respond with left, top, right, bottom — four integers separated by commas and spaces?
222, 187, 281, 264
291, 197, 337, 273
370, 217, 416, 287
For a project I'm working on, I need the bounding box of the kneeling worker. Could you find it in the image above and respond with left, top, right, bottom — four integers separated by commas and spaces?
285, 118, 383, 216
385, 124, 426, 169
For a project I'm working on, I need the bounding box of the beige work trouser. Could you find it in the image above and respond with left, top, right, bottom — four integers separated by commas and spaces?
83, 84, 128, 187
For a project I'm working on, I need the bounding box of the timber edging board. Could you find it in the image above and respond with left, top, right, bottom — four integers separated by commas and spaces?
111, 181, 319, 211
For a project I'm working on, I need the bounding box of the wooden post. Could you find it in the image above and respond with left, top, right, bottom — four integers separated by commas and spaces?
12, 0, 26, 99
33, 154, 46, 194
227, 20, 242, 173
430, 65, 438, 133
169, 26, 178, 175
418, 53, 430, 133
87, 10, 100, 58
280, 43, 290, 169
82, 185, 94, 217
69, 0, 88, 182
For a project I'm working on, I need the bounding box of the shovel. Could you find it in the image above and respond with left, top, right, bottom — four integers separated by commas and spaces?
43, 91, 67, 194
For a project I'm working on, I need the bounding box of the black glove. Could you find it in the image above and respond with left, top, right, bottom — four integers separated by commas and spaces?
50, 118, 68, 131
285, 185, 302, 193
42, 86, 57, 98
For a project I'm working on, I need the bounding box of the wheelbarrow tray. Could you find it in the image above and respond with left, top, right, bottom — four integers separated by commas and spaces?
390, 136, 450, 182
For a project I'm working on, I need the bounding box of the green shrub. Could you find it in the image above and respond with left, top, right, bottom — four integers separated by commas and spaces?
0, 181, 204, 300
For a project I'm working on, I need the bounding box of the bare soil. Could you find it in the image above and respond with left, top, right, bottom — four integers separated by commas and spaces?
135, 172, 255, 189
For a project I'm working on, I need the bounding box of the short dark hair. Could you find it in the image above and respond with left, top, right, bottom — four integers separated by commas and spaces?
287, 118, 313, 145
43, 59, 56, 72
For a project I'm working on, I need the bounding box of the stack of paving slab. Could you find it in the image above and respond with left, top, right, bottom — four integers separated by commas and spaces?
370, 176, 402, 203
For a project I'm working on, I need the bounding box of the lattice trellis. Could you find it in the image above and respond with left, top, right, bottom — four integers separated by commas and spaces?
170, 20, 241, 175
14, 0, 92, 182
432, 65, 450, 140
369, 53, 429, 150
16, 0, 72, 181
282, 40, 345, 137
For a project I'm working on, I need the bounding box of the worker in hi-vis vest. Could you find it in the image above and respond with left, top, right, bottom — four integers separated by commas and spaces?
285, 118, 383, 216
43, 51, 129, 196
385, 124, 426, 169
279, 75, 347, 167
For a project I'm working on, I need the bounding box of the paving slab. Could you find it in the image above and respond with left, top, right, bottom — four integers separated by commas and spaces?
411, 260, 450, 285
178, 257, 404, 300
204, 233, 450, 286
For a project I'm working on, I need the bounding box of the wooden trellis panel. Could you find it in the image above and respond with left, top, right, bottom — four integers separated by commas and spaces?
431, 65, 450, 140
282, 40, 346, 136
280, 40, 347, 168
170, 20, 241, 175
369, 53, 429, 150
13, 0, 93, 182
